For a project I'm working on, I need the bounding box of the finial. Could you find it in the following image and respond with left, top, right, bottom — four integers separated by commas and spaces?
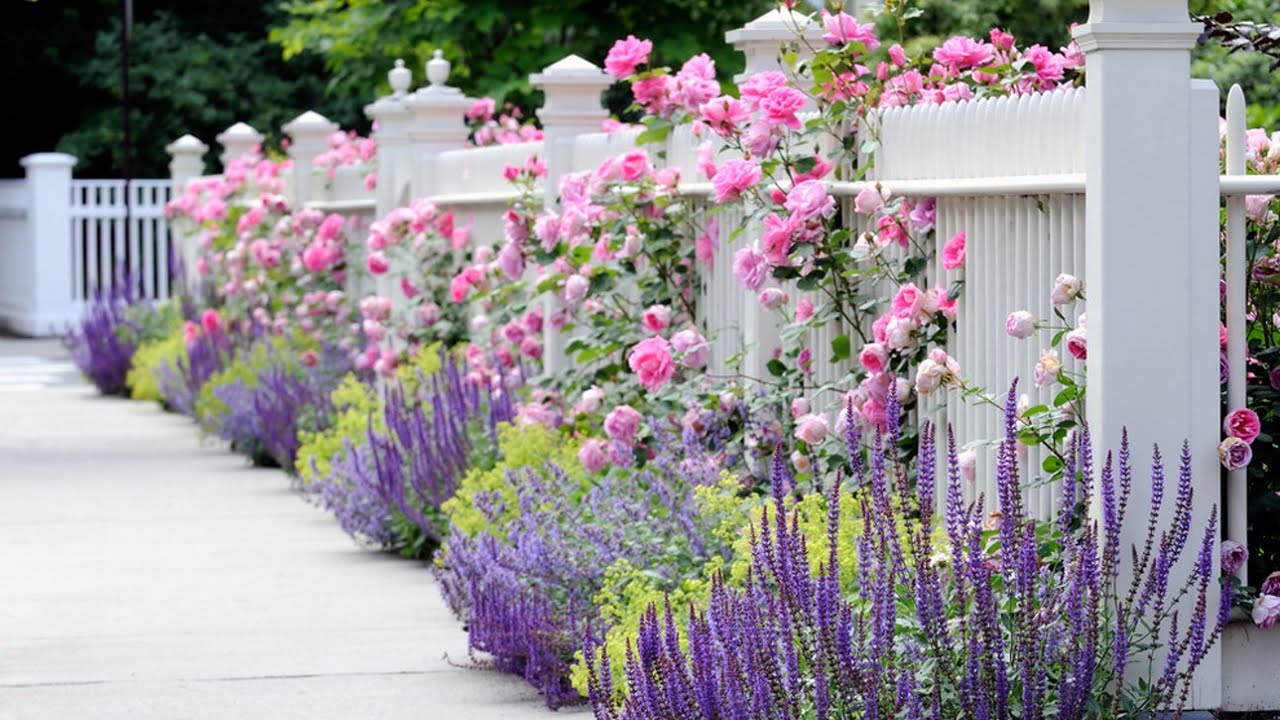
389, 58, 412, 97
426, 49, 450, 87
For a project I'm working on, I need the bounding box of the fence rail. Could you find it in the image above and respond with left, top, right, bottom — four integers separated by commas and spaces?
70, 179, 174, 304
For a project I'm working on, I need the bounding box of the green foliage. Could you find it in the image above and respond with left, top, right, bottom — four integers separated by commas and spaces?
270, 0, 770, 117
56, 11, 359, 177
885, 0, 1087, 53
441, 422, 584, 539
1191, 0, 1280, 129
127, 324, 186, 403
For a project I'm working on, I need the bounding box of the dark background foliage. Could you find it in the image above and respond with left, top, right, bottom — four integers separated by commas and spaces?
1, 0, 1276, 179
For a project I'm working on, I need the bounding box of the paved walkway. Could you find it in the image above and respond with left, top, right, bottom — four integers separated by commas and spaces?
0, 338, 581, 719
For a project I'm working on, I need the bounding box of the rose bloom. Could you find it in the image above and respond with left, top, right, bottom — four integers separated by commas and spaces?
860, 342, 888, 374
641, 304, 671, 333
796, 299, 814, 322
1050, 273, 1082, 305
578, 439, 608, 474
1261, 570, 1280, 597
670, 329, 709, 368
618, 149, 650, 181
933, 35, 995, 70
604, 405, 643, 443
791, 450, 812, 474
1065, 328, 1087, 360
916, 359, 945, 394
1224, 407, 1261, 444
1221, 539, 1249, 576
790, 397, 810, 418
759, 287, 789, 310
712, 158, 762, 203
604, 35, 653, 78
200, 308, 222, 335
891, 282, 924, 319
1034, 349, 1061, 388
578, 386, 605, 415
959, 448, 977, 483
563, 273, 589, 304
784, 180, 836, 223
1003, 310, 1034, 338
794, 413, 830, 445
1253, 593, 1280, 630
732, 246, 769, 291
628, 336, 676, 392
941, 231, 966, 270
1219, 436, 1253, 470
853, 185, 886, 215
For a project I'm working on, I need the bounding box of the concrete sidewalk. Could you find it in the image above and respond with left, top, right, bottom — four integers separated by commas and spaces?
0, 353, 582, 718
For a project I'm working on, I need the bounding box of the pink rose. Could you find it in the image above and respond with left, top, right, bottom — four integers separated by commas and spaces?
604, 405, 643, 443
604, 35, 653, 78
784, 180, 836, 223
519, 336, 542, 359
711, 159, 762, 203
762, 213, 798, 265
1221, 540, 1249, 576
820, 9, 880, 50
933, 36, 995, 70
1224, 407, 1262, 444
794, 413, 830, 445
796, 299, 814, 322
642, 305, 671, 333
1050, 273, 1082, 305
563, 274, 589, 304
628, 336, 676, 392
791, 397, 810, 418
670, 329, 709, 368
853, 185, 885, 215
699, 96, 750, 136
200, 309, 221, 335
1065, 328, 1087, 360
888, 43, 907, 66
959, 448, 977, 483
733, 246, 769, 291
1253, 594, 1280, 630
760, 87, 806, 131
1034, 349, 1061, 388
941, 231, 966, 270
891, 283, 924, 319
1006, 311, 1036, 339
1245, 195, 1274, 222
859, 343, 888, 374
1261, 571, 1280, 597
578, 440, 609, 473
577, 386, 605, 415
366, 251, 389, 275
759, 288, 789, 310
618, 149, 650, 181
1022, 44, 1065, 85
1219, 436, 1253, 470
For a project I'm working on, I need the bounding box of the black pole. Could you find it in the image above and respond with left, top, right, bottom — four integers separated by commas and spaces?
121, 0, 132, 293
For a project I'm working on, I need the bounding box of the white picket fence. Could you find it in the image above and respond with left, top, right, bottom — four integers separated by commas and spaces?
161, 6, 1280, 709
0, 154, 172, 336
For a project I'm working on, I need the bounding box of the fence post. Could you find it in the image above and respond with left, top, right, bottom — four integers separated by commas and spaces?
405, 50, 472, 199
165, 134, 209, 292
214, 122, 263, 170
1073, 2, 1221, 712
530, 55, 611, 375
282, 111, 339, 207
365, 59, 415, 218
725, 10, 820, 381
18, 152, 76, 336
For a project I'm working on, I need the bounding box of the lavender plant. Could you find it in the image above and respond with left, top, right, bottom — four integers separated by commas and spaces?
586, 382, 1228, 720
155, 325, 234, 417
435, 431, 730, 709
64, 281, 142, 396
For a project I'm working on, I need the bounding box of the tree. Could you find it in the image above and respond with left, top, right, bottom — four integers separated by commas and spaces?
270, 0, 773, 116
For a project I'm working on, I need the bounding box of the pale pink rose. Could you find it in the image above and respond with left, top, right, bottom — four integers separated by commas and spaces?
959, 448, 977, 483
915, 359, 945, 394
941, 231, 966, 270
794, 413, 830, 445
641, 305, 671, 333
418, 302, 440, 326
1219, 436, 1253, 470
784, 180, 836, 223
516, 401, 558, 428
578, 439, 609, 473
820, 9, 880, 49
1252, 594, 1280, 630
933, 36, 995, 70
860, 343, 888, 374
1245, 195, 1274, 222
604, 405, 643, 443
563, 274, 590, 304
888, 43, 907, 66
1065, 328, 1087, 360
861, 397, 886, 428
628, 336, 676, 392
497, 242, 524, 280
790, 397, 810, 419
1006, 310, 1036, 339
619, 149, 650, 181
791, 450, 812, 473
796, 299, 814, 322
604, 35, 653, 78
1225, 407, 1262, 444
578, 386, 605, 415
733, 246, 769, 291
712, 158, 762, 203
853, 185, 885, 215
466, 97, 495, 121
885, 316, 915, 350
1034, 349, 1061, 388
759, 288, 789, 310
1050, 273, 1082, 305
1221, 540, 1249, 576
670, 329, 709, 368
1261, 571, 1280, 597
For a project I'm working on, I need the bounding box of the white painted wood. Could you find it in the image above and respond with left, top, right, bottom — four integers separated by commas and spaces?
1225, 83, 1250, 586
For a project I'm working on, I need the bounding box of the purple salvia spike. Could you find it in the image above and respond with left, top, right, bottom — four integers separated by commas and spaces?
917, 420, 937, 521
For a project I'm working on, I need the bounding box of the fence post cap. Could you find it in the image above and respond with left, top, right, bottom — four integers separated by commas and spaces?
282, 111, 338, 136
216, 121, 264, 144
390, 58, 413, 97
529, 54, 609, 86
20, 152, 77, 169
726, 8, 818, 44
165, 134, 209, 155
